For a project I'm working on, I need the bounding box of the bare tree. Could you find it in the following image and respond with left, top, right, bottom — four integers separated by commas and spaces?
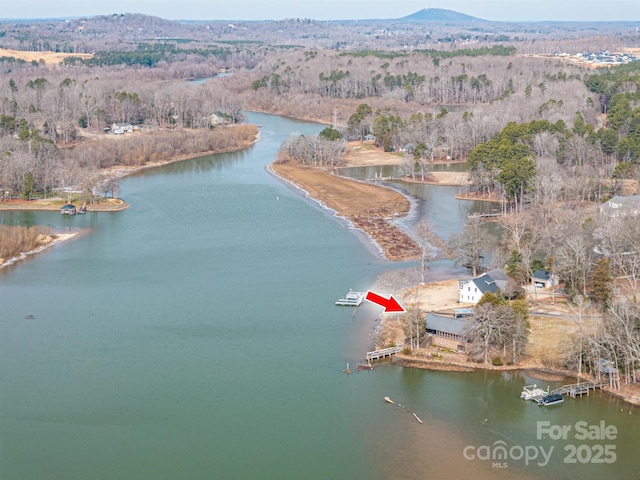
449, 215, 491, 277
555, 233, 595, 298
413, 220, 437, 284
464, 303, 504, 365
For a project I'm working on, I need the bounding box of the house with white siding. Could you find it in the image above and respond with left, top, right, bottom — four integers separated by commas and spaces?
458, 269, 508, 304
599, 195, 640, 218
111, 122, 134, 134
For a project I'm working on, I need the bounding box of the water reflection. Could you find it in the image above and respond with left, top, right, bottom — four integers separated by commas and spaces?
132, 149, 251, 178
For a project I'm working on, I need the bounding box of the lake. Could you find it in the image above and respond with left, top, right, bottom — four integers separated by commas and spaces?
1, 112, 638, 480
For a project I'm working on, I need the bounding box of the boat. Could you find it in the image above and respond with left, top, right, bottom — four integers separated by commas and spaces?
413, 413, 423, 424
520, 384, 547, 401
335, 290, 365, 306
357, 364, 373, 371
384, 396, 394, 404
537, 393, 564, 406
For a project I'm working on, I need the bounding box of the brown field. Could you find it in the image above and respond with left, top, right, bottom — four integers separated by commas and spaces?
0, 48, 93, 65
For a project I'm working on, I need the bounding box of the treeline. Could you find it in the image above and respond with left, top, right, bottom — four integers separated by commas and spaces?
0, 124, 257, 201
73, 125, 259, 169
464, 63, 640, 208
250, 49, 520, 103
277, 127, 347, 166
338, 45, 516, 60
64, 43, 235, 68
241, 48, 599, 159
0, 68, 246, 139
0, 225, 52, 261
0, 64, 256, 199
585, 63, 640, 165
5, 12, 630, 54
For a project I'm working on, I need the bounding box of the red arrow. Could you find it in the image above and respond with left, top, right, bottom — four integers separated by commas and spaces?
365, 291, 405, 313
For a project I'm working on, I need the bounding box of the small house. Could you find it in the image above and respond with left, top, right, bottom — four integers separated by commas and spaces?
111, 122, 134, 135
532, 269, 558, 289
209, 113, 226, 126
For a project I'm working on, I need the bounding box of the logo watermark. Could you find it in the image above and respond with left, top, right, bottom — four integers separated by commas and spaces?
463, 420, 618, 469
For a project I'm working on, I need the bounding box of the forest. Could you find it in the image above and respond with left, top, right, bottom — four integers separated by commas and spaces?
0, 12, 638, 383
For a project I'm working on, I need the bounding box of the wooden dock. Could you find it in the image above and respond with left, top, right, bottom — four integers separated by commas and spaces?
468, 212, 504, 219
550, 381, 605, 398
366, 345, 403, 361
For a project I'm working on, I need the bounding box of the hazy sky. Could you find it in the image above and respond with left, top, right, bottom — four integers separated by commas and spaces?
2, 0, 639, 22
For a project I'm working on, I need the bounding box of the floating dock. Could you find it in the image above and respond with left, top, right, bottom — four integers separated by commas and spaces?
520, 384, 548, 401
520, 380, 606, 404
335, 290, 365, 306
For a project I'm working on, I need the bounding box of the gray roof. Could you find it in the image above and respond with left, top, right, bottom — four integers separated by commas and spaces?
600, 195, 640, 217
425, 312, 468, 336
533, 269, 551, 281
486, 268, 508, 282
472, 273, 499, 295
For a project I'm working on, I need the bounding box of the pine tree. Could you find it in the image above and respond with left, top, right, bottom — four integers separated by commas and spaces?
592, 258, 613, 305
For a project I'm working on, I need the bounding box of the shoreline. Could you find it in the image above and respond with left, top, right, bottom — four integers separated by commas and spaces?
390, 353, 640, 407
265, 163, 388, 260
0, 197, 129, 212
0, 126, 260, 213
369, 277, 640, 407
0, 127, 260, 268
270, 160, 420, 261
0, 232, 78, 270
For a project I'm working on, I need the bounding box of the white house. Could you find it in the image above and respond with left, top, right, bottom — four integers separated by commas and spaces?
458, 269, 508, 304
599, 195, 640, 218
459, 273, 497, 304
111, 122, 134, 135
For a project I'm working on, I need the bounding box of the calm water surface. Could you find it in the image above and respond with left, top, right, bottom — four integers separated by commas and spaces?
1, 112, 638, 480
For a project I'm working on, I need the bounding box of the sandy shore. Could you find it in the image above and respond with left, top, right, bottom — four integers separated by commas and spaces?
270, 160, 420, 261
0, 232, 78, 270
340, 142, 470, 186
267, 142, 470, 261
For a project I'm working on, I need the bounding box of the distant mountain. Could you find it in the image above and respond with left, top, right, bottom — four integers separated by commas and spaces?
401, 8, 484, 22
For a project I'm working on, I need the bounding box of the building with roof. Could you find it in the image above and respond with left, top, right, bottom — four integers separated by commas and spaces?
599, 195, 640, 218
458, 270, 508, 304
424, 311, 469, 352
111, 122, 134, 135
532, 269, 559, 289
